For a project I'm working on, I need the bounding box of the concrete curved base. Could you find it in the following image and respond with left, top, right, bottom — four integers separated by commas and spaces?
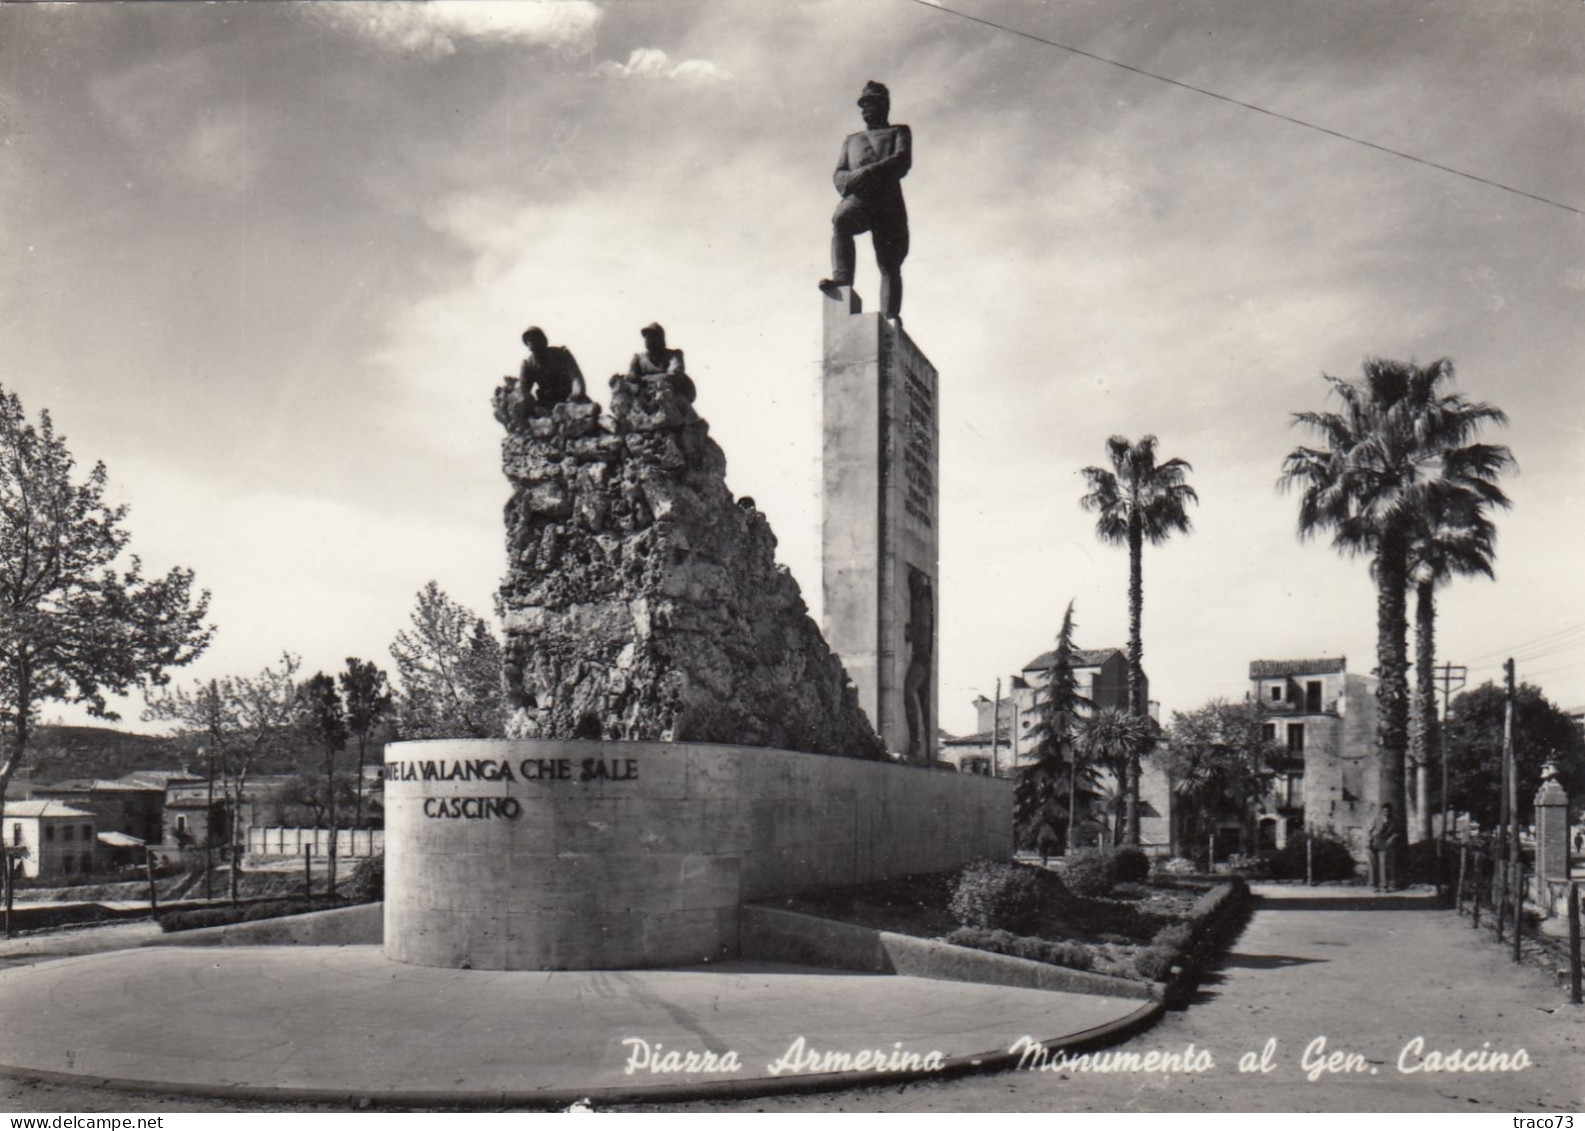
0, 946, 1154, 1105
383, 738, 1010, 971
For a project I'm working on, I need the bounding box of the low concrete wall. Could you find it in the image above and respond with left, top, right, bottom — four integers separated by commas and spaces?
147, 902, 384, 948
740, 904, 1155, 1001
384, 739, 1011, 971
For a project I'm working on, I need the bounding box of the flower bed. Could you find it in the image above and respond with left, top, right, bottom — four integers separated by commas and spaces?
782, 860, 1250, 994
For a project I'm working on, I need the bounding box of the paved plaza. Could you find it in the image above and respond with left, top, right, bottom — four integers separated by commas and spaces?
0, 945, 1146, 1105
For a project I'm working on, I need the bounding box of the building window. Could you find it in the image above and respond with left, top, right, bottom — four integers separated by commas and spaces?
1287, 723, 1305, 754
1269, 684, 1282, 702
9, 823, 19, 846
62, 825, 73, 842
1261, 723, 1276, 743
1306, 681, 1323, 712
82, 825, 92, 840
1287, 774, 1305, 807
80, 852, 93, 873
62, 857, 74, 875
44, 826, 54, 842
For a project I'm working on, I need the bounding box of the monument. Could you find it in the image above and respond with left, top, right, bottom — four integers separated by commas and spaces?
820, 81, 940, 763
382, 320, 1001, 972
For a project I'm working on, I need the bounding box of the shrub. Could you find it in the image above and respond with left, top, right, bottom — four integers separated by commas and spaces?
1133, 945, 1176, 981
1264, 830, 1357, 882
1112, 845, 1150, 884
945, 927, 1094, 972
1228, 852, 1270, 879
1404, 840, 1453, 887
949, 860, 1044, 934
348, 853, 385, 903
1059, 848, 1117, 897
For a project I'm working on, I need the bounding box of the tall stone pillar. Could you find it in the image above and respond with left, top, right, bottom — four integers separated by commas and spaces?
1534, 762, 1569, 880
820, 287, 939, 762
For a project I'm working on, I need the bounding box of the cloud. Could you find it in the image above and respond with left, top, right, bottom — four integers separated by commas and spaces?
312, 0, 601, 58
594, 47, 733, 86
89, 53, 261, 193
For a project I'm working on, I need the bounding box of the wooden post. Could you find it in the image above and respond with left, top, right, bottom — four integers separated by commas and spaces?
1456, 842, 1467, 914
1568, 882, 1581, 1006
303, 843, 313, 901
1513, 864, 1524, 963
1472, 851, 1482, 929
144, 849, 159, 918
1306, 836, 1314, 887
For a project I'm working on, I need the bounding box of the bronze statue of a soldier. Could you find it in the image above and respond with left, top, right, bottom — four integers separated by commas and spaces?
819, 80, 911, 321
494, 326, 587, 430
626, 322, 696, 402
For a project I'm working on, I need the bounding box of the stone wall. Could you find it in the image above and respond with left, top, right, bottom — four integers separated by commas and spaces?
497, 374, 883, 759
383, 739, 1013, 970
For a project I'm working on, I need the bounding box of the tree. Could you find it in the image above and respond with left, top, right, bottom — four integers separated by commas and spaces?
339, 657, 392, 829
389, 582, 505, 739
1075, 707, 1158, 847
1015, 602, 1095, 860
1282, 358, 1509, 885
144, 653, 302, 904
1162, 698, 1280, 863
299, 672, 348, 897
1079, 435, 1197, 845
1407, 497, 1508, 843
0, 387, 212, 905
1444, 681, 1585, 829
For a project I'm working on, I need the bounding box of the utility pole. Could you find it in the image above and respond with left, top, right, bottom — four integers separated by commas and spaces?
1434, 662, 1467, 861
990, 677, 1002, 778
1505, 658, 1521, 962
1496, 655, 1521, 944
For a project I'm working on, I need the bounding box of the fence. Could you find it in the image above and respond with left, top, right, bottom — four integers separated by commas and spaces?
1451, 838, 1581, 1004
246, 827, 384, 858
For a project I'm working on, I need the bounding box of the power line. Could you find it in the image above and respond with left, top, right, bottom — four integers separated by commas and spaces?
1465, 620, 1585, 664
908, 0, 1585, 218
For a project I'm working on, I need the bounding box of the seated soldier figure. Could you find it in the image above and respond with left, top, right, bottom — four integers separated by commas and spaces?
627, 322, 695, 402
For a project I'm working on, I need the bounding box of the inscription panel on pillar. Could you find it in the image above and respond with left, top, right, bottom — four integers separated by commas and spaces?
881, 324, 939, 763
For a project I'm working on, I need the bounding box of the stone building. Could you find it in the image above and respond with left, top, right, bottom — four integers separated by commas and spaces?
1248, 657, 1380, 859
944, 647, 1174, 851
4, 800, 98, 880
31, 779, 165, 845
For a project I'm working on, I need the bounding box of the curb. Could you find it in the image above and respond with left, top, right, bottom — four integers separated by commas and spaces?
0, 999, 1165, 1110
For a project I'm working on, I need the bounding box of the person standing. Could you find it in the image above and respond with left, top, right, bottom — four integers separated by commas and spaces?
1369, 802, 1399, 891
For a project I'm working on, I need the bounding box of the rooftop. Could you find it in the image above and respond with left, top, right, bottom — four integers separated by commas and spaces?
1021, 647, 1125, 673
4, 800, 95, 820
1250, 658, 1347, 679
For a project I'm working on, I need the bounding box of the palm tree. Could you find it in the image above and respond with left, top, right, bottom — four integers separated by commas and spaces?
1015, 601, 1095, 859
1408, 495, 1508, 844
1281, 357, 1510, 886
1076, 707, 1158, 846
1080, 436, 1198, 845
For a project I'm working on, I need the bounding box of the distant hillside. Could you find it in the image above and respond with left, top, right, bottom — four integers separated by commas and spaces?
19, 725, 314, 785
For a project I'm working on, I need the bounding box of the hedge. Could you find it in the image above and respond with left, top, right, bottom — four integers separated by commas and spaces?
944, 927, 1095, 972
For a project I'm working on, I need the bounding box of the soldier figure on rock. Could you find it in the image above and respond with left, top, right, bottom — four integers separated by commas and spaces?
624, 322, 696, 403
494, 326, 588, 431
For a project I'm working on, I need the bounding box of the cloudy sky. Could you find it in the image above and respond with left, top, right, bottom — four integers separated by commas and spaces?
2, 0, 1581, 739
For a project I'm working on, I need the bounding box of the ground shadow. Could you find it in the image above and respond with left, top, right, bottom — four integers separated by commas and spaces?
1217, 951, 1327, 970
1255, 895, 1448, 912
